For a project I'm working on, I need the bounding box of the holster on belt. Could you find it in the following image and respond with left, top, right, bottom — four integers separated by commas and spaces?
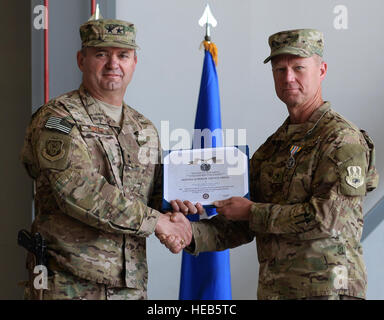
17, 229, 52, 300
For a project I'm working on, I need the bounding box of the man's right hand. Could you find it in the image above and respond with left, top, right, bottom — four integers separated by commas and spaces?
155, 212, 192, 254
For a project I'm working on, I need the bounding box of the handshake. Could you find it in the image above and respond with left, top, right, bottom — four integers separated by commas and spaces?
154, 197, 254, 253
154, 200, 205, 254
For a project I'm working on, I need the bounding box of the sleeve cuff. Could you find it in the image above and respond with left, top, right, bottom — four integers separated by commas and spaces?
249, 202, 265, 233
136, 208, 161, 237
184, 223, 200, 255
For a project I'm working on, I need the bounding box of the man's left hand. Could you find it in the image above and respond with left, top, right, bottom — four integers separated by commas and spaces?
213, 197, 253, 221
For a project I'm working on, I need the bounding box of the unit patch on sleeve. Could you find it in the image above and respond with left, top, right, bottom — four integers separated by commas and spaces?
42, 139, 66, 162
333, 143, 368, 196
345, 166, 364, 189
38, 130, 72, 170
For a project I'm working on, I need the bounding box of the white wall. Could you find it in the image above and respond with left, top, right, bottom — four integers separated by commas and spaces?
363, 220, 384, 299
117, 0, 384, 300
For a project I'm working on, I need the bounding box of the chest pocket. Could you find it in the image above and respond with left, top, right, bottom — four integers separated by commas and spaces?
78, 125, 124, 189
260, 162, 286, 202
256, 142, 286, 202
286, 137, 321, 203
118, 129, 158, 202
78, 124, 158, 202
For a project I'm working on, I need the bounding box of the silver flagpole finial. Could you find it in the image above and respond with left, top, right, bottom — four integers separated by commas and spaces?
89, 3, 103, 21
95, 4, 100, 19
198, 4, 217, 41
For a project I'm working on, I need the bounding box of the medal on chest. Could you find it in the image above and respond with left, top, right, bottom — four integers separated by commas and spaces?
286, 145, 302, 168
284, 109, 328, 169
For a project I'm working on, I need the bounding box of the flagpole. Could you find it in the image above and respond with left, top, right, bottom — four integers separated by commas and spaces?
91, 0, 96, 15
44, 0, 49, 104
179, 5, 232, 300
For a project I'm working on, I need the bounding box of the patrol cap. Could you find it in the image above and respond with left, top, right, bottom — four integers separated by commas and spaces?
263, 29, 324, 64
80, 19, 140, 50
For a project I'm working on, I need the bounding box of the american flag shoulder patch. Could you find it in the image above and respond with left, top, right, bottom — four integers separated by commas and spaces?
45, 116, 74, 134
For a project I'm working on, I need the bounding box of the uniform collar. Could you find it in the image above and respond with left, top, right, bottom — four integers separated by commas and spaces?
281, 101, 331, 141
79, 84, 133, 130
79, 85, 110, 126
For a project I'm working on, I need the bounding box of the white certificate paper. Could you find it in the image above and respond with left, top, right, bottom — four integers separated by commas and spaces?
163, 146, 249, 209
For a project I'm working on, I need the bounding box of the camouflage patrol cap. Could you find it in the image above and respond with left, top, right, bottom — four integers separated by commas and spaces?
264, 29, 324, 64
80, 19, 139, 49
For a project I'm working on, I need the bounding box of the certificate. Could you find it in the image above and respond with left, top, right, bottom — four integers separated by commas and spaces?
162, 146, 249, 210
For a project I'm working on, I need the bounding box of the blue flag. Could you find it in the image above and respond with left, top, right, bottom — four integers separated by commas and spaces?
179, 46, 232, 300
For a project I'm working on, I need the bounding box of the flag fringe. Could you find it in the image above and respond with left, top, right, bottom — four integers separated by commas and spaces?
200, 41, 218, 66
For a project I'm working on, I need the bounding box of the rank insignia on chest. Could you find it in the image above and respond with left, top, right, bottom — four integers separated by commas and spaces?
42, 139, 66, 161
286, 145, 302, 168
346, 166, 364, 189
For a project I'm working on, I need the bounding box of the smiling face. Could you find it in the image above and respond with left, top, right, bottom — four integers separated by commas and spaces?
271, 54, 327, 108
77, 46, 137, 100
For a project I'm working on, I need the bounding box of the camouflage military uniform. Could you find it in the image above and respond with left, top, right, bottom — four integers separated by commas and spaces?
189, 102, 378, 299
21, 85, 162, 299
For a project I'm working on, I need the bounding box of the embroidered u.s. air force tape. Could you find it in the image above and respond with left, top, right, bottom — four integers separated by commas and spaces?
45, 117, 74, 134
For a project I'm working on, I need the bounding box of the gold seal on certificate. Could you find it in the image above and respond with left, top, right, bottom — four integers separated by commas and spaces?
163, 146, 249, 209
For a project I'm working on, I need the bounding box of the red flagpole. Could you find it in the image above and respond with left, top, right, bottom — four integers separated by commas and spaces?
43, 1, 96, 104
44, 0, 49, 104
